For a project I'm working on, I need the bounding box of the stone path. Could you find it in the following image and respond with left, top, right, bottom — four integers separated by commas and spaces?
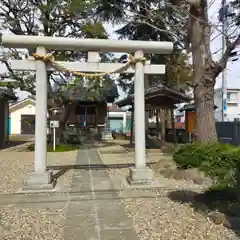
64, 149, 138, 240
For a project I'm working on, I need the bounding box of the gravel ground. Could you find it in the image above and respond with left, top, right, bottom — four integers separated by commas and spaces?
0, 151, 77, 195
101, 148, 239, 240
0, 205, 66, 239
107, 167, 239, 240
0, 150, 78, 239
122, 191, 237, 240
0, 152, 33, 195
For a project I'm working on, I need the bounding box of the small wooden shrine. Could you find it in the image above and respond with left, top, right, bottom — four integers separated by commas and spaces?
116, 84, 191, 143
178, 103, 217, 142
53, 80, 119, 130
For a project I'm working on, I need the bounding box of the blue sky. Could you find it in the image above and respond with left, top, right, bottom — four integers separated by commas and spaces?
209, 0, 240, 89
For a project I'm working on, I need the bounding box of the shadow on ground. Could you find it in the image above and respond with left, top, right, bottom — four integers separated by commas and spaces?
80, 140, 119, 149
120, 138, 162, 150
0, 141, 29, 150
48, 162, 155, 180
168, 189, 240, 237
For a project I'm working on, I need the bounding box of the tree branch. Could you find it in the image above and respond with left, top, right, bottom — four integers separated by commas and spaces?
171, 0, 200, 7
131, 20, 184, 47
217, 34, 240, 71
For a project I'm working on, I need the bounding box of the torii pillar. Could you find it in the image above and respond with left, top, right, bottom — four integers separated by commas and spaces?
128, 51, 152, 184
1, 34, 173, 190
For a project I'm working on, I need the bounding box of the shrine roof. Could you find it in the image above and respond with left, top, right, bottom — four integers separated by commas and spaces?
115, 85, 191, 108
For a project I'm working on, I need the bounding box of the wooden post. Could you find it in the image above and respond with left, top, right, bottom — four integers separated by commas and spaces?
171, 108, 177, 147
160, 108, 166, 142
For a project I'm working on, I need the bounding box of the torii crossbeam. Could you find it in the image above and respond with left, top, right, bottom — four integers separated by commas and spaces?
1, 35, 173, 190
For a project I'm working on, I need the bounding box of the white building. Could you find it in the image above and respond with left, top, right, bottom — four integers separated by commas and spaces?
214, 88, 240, 122
9, 96, 36, 135
108, 104, 131, 133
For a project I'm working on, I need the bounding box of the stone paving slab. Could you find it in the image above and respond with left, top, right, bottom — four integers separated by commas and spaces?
97, 200, 133, 229
64, 149, 138, 240
100, 229, 138, 240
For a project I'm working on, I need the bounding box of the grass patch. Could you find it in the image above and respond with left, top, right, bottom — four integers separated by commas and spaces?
27, 143, 80, 152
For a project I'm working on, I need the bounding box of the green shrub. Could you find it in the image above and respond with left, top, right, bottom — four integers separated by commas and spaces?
173, 142, 240, 188
173, 142, 211, 169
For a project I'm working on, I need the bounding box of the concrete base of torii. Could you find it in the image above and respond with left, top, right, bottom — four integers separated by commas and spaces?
21, 171, 55, 192
128, 167, 153, 185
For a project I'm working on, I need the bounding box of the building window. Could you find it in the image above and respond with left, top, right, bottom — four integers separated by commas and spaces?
227, 92, 238, 103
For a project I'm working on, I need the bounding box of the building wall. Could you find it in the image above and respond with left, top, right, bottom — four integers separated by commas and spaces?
10, 103, 36, 134
225, 103, 240, 121
214, 89, 240, 122
214, 89, 222, 121
108, 111, 130, 132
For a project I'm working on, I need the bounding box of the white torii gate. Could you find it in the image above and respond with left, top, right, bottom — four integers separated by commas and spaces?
1, 35, 173, 190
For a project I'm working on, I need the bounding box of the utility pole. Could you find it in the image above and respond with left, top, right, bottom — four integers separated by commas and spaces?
221, 0, 228, 122
219, 1, 238, 121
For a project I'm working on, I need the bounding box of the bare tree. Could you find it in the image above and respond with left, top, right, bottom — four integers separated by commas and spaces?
97, 0, 240, 142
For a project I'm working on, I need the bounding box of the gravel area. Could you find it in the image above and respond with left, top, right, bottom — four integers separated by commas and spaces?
0, 152, 33, 195
0, 151, 78, 195
0, 150, 78, 239
0, 205, 66, 239
107, 167, 239, 240
100, 148, 239, 240
122, 190, 237, 240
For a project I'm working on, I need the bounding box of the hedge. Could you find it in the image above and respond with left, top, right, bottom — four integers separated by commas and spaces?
173, 142, 240, 188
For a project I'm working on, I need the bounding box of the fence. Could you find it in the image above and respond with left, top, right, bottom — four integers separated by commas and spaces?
164, 121, 240, 145
165, 128, 188, 143
216, 121, 240, 145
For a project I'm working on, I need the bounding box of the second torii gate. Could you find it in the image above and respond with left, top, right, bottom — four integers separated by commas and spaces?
1, 35, 173, 190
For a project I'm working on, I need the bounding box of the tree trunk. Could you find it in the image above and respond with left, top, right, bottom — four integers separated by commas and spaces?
59, 103, 71, 144
194, 84, 217, 142
189, 3, 218, 143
